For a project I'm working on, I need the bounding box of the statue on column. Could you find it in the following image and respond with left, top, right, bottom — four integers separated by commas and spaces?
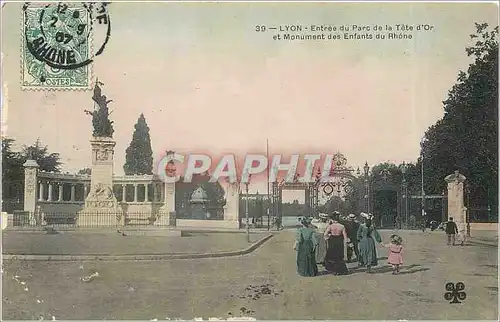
84, 79, 115, 138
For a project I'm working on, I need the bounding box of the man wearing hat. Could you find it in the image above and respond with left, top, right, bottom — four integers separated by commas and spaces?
344, 213, 360, 263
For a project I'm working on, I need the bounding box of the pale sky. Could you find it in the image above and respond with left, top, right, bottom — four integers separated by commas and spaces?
1, 2, 498, 194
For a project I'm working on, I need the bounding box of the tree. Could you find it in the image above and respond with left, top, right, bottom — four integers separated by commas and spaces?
2, 138, 23, 201
20, 138, 62, 172
123, 114, 153, 175
421, 23, 498, 212
2, 137, 62, 212
78, 168, 92, 175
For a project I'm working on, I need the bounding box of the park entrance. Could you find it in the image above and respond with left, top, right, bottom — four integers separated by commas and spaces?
271, 181, 318, 228
270, 153, 366, 228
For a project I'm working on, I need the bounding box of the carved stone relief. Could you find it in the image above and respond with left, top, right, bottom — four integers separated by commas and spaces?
88, 183, 114, 200
24, 168, 37, 194
96, 149, 110, 161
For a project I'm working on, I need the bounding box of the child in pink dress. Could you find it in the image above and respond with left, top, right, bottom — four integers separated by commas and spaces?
386, 234, 403, 275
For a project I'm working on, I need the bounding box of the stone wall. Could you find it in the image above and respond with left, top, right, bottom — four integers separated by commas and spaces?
470, 223, 498, 231
176, 219, 239, 229
39, 202, 84, 214
117, 202, 164, 214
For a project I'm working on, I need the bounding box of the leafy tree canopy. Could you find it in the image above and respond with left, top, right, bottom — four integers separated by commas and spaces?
77, 167, 92, 175
21, 138, 62, 172
2, 137, 62, 205
421, 23, 498, 204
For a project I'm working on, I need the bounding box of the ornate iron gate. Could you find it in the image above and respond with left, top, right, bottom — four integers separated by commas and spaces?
271, 181, 318, 227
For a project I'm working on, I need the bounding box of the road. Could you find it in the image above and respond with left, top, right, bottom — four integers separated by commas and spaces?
2, 229, 497, 320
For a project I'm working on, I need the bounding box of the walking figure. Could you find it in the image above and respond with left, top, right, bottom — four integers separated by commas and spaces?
344, 214, 360, 263
445, 217, 459, 245
294, 217, 319, 277
357, 213, 383, 273
385, 234, 404, 275
323, 212, 349, 275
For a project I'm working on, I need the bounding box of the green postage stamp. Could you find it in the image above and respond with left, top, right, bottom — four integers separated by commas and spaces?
21, 3, 111, 90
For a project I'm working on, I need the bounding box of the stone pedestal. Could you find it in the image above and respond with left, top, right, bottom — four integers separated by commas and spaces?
155, 182, 176, 226
77, 137, 121, 227
23, 160, 39, 214
223, 182, 240, 227
444, 170, 467, 227
2, 212, 9, 230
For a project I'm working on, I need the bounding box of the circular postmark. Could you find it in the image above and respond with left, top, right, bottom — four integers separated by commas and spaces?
22, 2, 111, 70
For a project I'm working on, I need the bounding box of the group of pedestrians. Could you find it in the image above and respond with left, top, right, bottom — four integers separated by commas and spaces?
294, 211, 405, 277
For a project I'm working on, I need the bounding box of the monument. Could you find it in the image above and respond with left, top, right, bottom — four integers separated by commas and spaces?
77, 80, 121, 227
444, 170, 467, 227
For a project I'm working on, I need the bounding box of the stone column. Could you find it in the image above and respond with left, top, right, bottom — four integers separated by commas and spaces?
47, 183, 54, 202
122, 184, 126, 202
165, 183, 175, 212
83, 184, 88, 198
152, 184, 157, 202
23, 160, 39, 213
158, 184, 163, 203
70, 184, 76, 201
144, 184, 149, 202
133, 184, 138, 202
58, 183, 64, 201
38, 182, 45, 201
155, 182, 176, 226
77, 131, 120, 227
445, 170, 467, 227
223, 182, 240, 227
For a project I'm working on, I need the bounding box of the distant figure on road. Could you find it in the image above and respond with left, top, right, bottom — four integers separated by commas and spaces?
323, 212, 349, 275
445, 217, 459, 246
293, 217, 318, 277
357, 213, 383, 273
273, 217, 283, 231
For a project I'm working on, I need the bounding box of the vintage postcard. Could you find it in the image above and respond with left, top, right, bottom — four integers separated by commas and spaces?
1, 1, 498, 320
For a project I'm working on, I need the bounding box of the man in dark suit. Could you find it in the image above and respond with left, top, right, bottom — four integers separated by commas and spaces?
344, 213, 360, 262
445, 217, 459, 245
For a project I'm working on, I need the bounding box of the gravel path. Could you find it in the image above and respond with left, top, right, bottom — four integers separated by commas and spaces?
2, 230, 497, 320
2, 231, 267, 255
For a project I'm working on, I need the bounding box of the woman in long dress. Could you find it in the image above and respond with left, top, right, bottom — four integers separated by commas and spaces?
294, 217, 319, 277
313, 213, 329, 264
357, 213, 383, 273
323, 213, 349, 275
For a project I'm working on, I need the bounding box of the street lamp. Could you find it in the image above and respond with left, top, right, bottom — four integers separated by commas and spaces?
420, 136, 427, 227
245, 173, 251, 243
465, 182, 471, 237
363, 162, 370, 213
401, 161, 408, 229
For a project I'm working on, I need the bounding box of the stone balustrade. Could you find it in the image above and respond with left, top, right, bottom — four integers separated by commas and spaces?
21, 160, 240, 229
35, 172, 166, 203
32, 171, 168, 215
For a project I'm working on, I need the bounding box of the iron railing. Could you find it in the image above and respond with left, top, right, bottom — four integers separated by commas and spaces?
9, 211, 174, 229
